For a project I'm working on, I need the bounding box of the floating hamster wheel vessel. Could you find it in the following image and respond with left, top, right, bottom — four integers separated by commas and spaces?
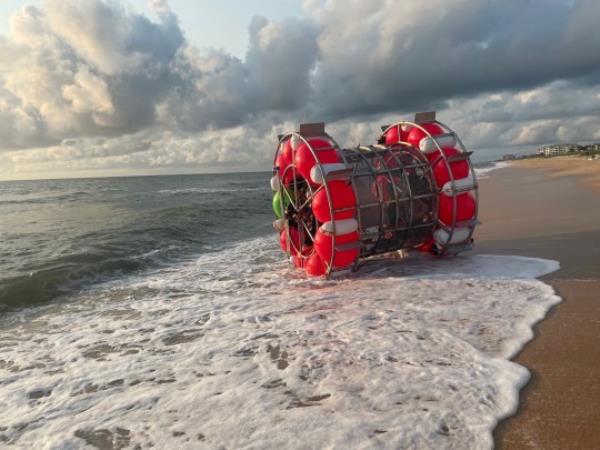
271, 112, 479, 278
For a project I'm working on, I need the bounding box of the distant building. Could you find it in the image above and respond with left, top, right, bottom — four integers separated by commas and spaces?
537, 144, 579, 157
586, 143, 600, 152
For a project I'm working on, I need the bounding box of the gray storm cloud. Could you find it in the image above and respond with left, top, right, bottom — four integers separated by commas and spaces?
0, 0, 599, 177
305, 0, 600, 120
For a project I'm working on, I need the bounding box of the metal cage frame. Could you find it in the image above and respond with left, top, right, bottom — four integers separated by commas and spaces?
273, 115, 479, 278
273, 126, 344, 277
378, 119, 479, 256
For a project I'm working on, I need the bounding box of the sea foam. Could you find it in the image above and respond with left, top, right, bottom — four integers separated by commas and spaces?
474, 161, 512, 179
0, 237, 560, 449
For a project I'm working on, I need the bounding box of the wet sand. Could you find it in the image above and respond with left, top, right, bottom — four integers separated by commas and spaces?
474, 164, 600, 449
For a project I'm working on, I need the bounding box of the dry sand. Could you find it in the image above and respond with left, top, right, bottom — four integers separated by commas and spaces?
514, 156, 600, 191
474, 163, 600, 449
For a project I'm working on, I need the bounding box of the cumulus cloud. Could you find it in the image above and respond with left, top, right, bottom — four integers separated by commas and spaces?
0, 0, 186, 149
0, 0, 318, 153
0, 120, 294, 179
0, 0, 599, 178
304, 0, 600, 120
246, 15, 319, 111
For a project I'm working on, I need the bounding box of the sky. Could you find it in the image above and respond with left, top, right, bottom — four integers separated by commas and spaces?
0, 0, 599, 180
0, 0, 304, 58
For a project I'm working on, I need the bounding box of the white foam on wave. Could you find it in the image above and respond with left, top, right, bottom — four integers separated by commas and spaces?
474, 161, 512, 179
0, 237, 560, 449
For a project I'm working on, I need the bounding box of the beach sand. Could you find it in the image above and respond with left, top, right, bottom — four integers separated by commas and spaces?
474, 161, 600, 449
514, 156, 600, 191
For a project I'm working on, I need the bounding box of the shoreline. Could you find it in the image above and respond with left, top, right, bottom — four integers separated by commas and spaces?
475, 163, 600, 448
496, 279, 600, 448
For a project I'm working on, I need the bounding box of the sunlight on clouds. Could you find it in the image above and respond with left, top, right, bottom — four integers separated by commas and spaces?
0, 0, 599, 179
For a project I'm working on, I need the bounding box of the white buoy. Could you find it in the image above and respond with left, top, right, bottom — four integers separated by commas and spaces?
319, 218, 359, 235
420, 134, 457, 153
270, 175, 280, 191
441, 176, 475, 195
434, 227, 471, 245
310, 163, 348, 185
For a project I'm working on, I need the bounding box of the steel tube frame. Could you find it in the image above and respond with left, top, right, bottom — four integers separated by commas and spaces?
379, 120, 479, 256
273, 119, 478, 278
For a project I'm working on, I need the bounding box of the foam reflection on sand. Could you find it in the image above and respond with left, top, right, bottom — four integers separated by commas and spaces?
0, 237, 559, 449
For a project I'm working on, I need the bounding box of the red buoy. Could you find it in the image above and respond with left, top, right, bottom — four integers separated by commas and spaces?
281, 139, 293, 166
279, 227, 301, 255
295, 138, 341, 182
273, 115, 479, 275
384, 126, 404, 145
312, 180, 356, 223
291, 254, 304, 268
314, 230, 359, 268
276, 152, 294, 185
384, 124, 413, 145
305, 253, 327, 276
428, 147, 470, 186
417, 238, 435, 253
406, 122, 444, 149
384, 126, 400, 145
439, 193, 475, 225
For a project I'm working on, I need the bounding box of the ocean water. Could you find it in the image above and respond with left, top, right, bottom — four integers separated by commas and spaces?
0, 161, 562, 450
0, 173, 273, 310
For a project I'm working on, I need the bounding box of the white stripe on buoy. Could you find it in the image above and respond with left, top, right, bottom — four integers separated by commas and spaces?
434, 227, 471, 245
441, 176, 475, 195
273, 219, 285, 231
270, 175, 280, 191
291, 135, 301, 150
310, 163, 348, 185
319, 218, 358, 235
420, 134, 457, 153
